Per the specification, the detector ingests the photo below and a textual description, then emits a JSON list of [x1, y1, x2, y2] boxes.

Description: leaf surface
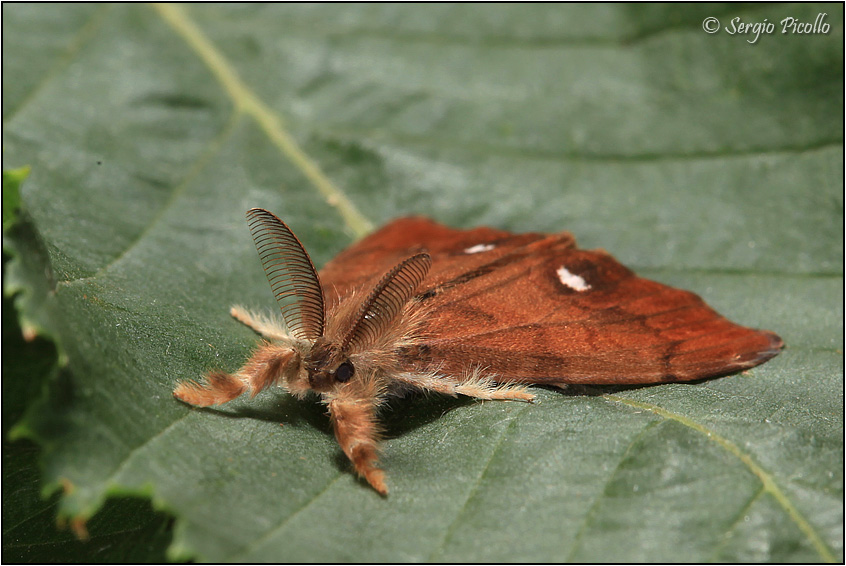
[[3, 3, 842, 562]]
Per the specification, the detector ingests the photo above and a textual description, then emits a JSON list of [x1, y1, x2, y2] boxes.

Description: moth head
[[246, 208, 432, 397], [302, 337, 354, 392]]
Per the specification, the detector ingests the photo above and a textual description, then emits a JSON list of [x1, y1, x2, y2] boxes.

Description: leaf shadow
[[179, 381, 663, 440], [181, 388, 476, 441], [540, 382, 653, 397], [182, 393, 331, 433], [379, 391, 476, 439], [177, 380, 681, 489]]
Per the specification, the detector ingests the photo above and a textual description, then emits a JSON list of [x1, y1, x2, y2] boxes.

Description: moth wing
[[415, 242, 782, 384], [319, 218, 783, 385], [320, 216, 554, 305]]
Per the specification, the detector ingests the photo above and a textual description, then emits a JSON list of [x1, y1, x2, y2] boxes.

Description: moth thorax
[[305, 337, 354, 392]]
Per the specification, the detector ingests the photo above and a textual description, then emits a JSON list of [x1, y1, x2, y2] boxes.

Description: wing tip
[[689, 328, 784, 381], [742, 329, 784, 366]]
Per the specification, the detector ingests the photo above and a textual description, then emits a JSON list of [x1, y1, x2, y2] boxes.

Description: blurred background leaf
[[2, 3, 841, 562]]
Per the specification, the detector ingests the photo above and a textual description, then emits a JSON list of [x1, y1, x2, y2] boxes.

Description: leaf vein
[[2, 4, 113, 122], [56, 110, 243, 286], [604, 394, 837, 563], [707, 483, 766, 561], [565, 418, 661, 560], [152, 2, 373, 238], [318, 127, 843, 164], [229, 474, 344, 560], [427, 405, 530, 561]]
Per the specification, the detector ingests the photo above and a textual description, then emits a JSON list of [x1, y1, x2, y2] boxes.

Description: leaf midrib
[[152, 2, 372, 239]]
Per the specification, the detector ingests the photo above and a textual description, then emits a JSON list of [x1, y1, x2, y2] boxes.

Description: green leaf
[[3, 3, 842, 562], [2, 166, 29, 232], [1, 256, 176, 562]]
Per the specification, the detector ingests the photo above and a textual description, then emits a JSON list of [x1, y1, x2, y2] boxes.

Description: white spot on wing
[[556, 266, 591, 291], [464, 243, 495, 254]]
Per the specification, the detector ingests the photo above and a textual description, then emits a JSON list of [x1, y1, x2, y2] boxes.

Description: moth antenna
[[340, 253, 432, 354], [245, 208, 325, 341]]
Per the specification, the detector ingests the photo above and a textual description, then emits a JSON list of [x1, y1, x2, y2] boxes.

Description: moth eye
[[334, 361, 355, 383]]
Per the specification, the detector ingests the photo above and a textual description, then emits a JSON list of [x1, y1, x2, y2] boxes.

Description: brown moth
[[173, 208, 783, 495]]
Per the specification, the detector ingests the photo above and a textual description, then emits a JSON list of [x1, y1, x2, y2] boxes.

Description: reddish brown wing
[[319, 216, 552, 305], [319, 217, 783, 385]]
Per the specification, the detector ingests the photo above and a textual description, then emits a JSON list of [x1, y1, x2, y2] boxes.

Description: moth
[[174, 208, 783, 494]]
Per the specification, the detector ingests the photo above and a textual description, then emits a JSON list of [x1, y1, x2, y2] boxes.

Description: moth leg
[[394, 371, 536, 403], [174, 343, 298, 406], [229, 305, 290, 341], [453, 379, 536, 403], [328, 399, 387, 495]]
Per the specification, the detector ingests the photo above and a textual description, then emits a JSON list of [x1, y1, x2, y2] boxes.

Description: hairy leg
[[393, 370, 536, 402], [229, 305, 290, 341], [173, 343, 299, 406], [328, 398, 387, 495]]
